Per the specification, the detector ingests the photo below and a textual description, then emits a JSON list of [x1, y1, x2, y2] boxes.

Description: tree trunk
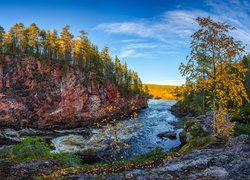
[[202, 89, 205, 115], [212, 90, 216, 133]]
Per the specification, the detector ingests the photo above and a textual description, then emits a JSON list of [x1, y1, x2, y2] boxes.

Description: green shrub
[[240, 104, 250, 117], [12, 137, 50, 160], [185, 120, 196, 128], [53, 153, 82, 167], [132, 147, 165, 161], [3, 137, 83, 167], [185, 120, 209, 138], [232, 104, 250, 123], [234, 123, 250, 136], [120, 147, 174, 164], [180, 136, 214, 153], [188, 137, 213, 148], [0, 148, 11, 159]]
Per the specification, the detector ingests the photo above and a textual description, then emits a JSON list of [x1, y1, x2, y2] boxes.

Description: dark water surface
[[116, 99, 182, 159]]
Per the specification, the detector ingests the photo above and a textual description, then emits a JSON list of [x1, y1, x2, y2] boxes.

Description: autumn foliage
[[180, 17, 249, 138]]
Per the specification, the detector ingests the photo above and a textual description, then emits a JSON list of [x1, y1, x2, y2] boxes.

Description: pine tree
[[101, 46, 114, 81], [59, 25, 73, 62], [0, 26, 5, 53], [115, 56, 121, 85], [39, 29, 47, 57], [46, 29, 58, 60], [27, 23, 40, 55], [10, 23, 27, 54]]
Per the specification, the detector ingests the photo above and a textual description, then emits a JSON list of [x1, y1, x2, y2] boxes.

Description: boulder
[[203, 166, 229, 179], [157, 131, 177, 139], [0, 128, 21, 145]]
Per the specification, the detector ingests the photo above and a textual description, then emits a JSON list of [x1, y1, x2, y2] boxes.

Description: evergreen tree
[[59, 25, 73, 62], [39, 29, 47, 57], [27, 23, 40, 55], [101, 46, 115, 81], [0, 26, 5, 53], [46, 29, 58, 60]]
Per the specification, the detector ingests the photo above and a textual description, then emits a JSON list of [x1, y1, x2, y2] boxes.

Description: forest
[[143, 84, 180, 100], [0, 23, 144, 96]]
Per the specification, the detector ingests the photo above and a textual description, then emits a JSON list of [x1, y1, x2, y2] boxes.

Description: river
[[51, 99, 182, 161], [0, 99, 182, 162]]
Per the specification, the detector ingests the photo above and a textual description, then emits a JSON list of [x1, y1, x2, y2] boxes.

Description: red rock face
[[0, 55, 148, 129]]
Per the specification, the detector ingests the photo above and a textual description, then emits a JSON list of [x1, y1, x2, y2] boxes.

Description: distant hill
[[143, 84, 181, 100]]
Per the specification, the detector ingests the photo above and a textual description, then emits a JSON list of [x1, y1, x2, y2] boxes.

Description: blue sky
[[0, 0, 250, 85]]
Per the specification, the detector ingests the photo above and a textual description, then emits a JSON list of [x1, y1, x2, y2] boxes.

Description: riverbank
[[44, 135, 250, 179], [0, 100, 183, 178], [0, 100, 182, 158], [1, 100, 249, 179]]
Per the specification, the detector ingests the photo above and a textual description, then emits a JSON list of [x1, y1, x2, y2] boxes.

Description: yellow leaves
[[123, 143, 129, 147], [213, 109, 235, 138], [143, 84, 182, 100], [95, 122, 101, 127]]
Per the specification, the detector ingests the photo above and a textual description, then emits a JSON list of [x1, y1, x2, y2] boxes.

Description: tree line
[[0, 23, 143, 95], [179, 17, 250, 137]]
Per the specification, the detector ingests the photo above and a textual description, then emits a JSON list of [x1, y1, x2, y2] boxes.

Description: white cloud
[[94, 10, 206, 43], [121, 39, 146, 43], [95, 22, 153, 38], [95, 0, 250, 59], [124, 43, 158, 49], [119, 49, 143, 58], [95, 1, 250, 48]]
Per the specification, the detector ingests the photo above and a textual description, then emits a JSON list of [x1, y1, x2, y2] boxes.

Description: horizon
[[1, 0, 249, 85]]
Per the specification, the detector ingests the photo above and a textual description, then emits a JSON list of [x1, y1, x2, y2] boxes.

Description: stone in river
[[157, 131, 177, 139]]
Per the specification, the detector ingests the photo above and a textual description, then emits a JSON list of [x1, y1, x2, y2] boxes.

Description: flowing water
[[116, 99, 182, 159], [0, 99, 182, 162], [52, 99, 182, 161]]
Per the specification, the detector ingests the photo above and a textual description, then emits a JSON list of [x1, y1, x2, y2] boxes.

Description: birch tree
[[180, 17, 249, 137]]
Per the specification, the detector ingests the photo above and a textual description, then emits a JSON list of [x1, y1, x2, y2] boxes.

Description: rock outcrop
[[0, 55, 147, 129], [169, 101, 198, 118], [68, 135, 249, 179]]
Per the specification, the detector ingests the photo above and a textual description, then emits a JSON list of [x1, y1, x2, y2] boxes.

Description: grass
[[41, 147, 177, 178], [144, 84, 180, 100]]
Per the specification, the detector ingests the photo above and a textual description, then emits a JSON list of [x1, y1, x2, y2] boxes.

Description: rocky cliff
[[0, 55, 147, 129]]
